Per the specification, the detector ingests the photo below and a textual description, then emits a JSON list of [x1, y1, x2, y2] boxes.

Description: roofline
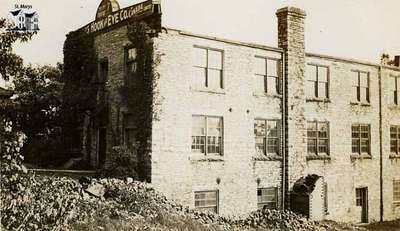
[[164, 27, 284, 53], [306, 52, 400, 71]]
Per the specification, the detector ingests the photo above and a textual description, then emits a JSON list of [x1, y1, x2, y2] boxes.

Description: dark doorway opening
[[98, 127, 107, 167], [356, 187, 368, 223]]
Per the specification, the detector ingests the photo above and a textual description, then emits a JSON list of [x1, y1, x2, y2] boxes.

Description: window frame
[[124, 46, 137, 84], [191, 115, 224, 156], [352, 70, 370, 103], [192, 45, 224, 89], [307, 121, 330, 156], [254, 118, 281, 156], [123, 113, 136, 150], [394, 180, 400, 207], [194, 190, 219, 214], [390, 76, 399, 105], [306, 64, 330, 99], [390, 125, 400, 155], [257, 187, 278, 210], [254, 56, 282, 95], [351, 124, 371, 155]]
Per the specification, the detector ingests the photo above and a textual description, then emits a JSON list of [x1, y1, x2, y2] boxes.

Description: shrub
[[101, 146, 138, 178]]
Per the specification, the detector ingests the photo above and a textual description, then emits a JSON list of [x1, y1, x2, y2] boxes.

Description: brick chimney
[[276, 7, 307, 209], [395, 55, 400, 67]]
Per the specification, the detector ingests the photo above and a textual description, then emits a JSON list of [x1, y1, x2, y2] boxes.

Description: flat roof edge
[[306, 52, 400, 71], [164, 27, 284, 53]]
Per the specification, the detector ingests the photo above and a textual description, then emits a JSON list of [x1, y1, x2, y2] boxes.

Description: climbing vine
[[118, 21, 160, 181], [61, 29, 97, 160]]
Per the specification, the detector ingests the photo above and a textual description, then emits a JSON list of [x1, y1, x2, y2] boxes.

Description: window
[[193, 47, 223, 89], [125, 47, 137, 81], [352, 124, 370, 155], [307, 121, 329, 155], [390, 126, 400, 155], [257, 187, 278, 210], [390, 77, 399, 105], [194, 191, 218, 213], [306, 64, 329, 99], [123, 114, 136, 149], [98, 60, 109, 103], [191, 116, 223, 155], [394, 180, 400, 207], [352, 71, 369, 103], [254, 119, 280, 155], [254, 57, 280, 94]]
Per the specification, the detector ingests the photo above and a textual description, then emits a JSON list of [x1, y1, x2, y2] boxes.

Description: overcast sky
[[0, 0, 399, 67]]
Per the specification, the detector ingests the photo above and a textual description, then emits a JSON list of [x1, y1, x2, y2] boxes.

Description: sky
[[0, 0, 399, 68]]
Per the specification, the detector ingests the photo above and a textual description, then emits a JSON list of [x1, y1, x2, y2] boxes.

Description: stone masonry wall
[[151, 29, 284, 217], [381, 66, 400, 220]]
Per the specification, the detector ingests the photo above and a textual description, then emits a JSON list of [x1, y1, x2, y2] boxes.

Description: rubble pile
[[1, 175, 366, 230]]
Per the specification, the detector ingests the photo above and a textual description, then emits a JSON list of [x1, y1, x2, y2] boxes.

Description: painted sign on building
[[83, 0, 155, 35]]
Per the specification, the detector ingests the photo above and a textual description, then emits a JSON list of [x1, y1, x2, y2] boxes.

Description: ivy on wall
[[118, 21, 160, 181], [61, 29, 97, 159]]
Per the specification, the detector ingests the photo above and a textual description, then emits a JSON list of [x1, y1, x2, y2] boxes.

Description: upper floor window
[[306, 64, 329, 99], [125, 47, 137, 82], [307, 121, 329, 155], [254, 57, 280, 95], [390, 76, 399, 105], [390, 125, 400, 155], [191, 115, 223, 155], [257, 187, 278, 210], [254, 119, 280, 156], [352, 71, 369, 103], [352, 124, 370, 155], [194, 190, 218, 213], [193, 47, 223, 89]]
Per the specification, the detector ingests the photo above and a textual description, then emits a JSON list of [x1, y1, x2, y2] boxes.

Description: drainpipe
[[378, 65, 383, 222], [281, 52, 287, 210]]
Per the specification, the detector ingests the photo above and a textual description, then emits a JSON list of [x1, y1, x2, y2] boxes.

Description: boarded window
[[257, 187, 278, 210], [194, 191, 218, 213], [391, 77, 399, 105]]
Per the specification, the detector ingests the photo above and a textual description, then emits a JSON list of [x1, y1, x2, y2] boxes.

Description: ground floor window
[[194, 191, 218, 213], [257, 187, 278, 210], [394, 180, 400, 208]]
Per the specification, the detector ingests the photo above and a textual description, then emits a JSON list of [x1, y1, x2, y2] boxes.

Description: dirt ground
[[364, 220, 400, 231]]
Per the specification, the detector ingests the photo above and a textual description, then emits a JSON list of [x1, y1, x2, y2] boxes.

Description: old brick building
[[66, 0, 400, 223]]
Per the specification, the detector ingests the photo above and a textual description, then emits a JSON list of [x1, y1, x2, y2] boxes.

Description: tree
[[0, 18, 64, 167]]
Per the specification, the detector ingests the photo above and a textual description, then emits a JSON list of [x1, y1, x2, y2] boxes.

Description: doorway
[[356, 187, 368, 223], [98, 127, 107, 167]]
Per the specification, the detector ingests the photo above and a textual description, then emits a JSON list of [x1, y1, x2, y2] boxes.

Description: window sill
[[189, 154, 224, 162], [350, 153, 372, 160], [388, 104, 400, 110], [306, 154, 331, 161], [350, 101, 371, 107], [190, 87, 225, 95], [389, 154, 400, 159], [306, 98, 331, 103], [253, 92, 282, 99], [252, 154, 282, 161]]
